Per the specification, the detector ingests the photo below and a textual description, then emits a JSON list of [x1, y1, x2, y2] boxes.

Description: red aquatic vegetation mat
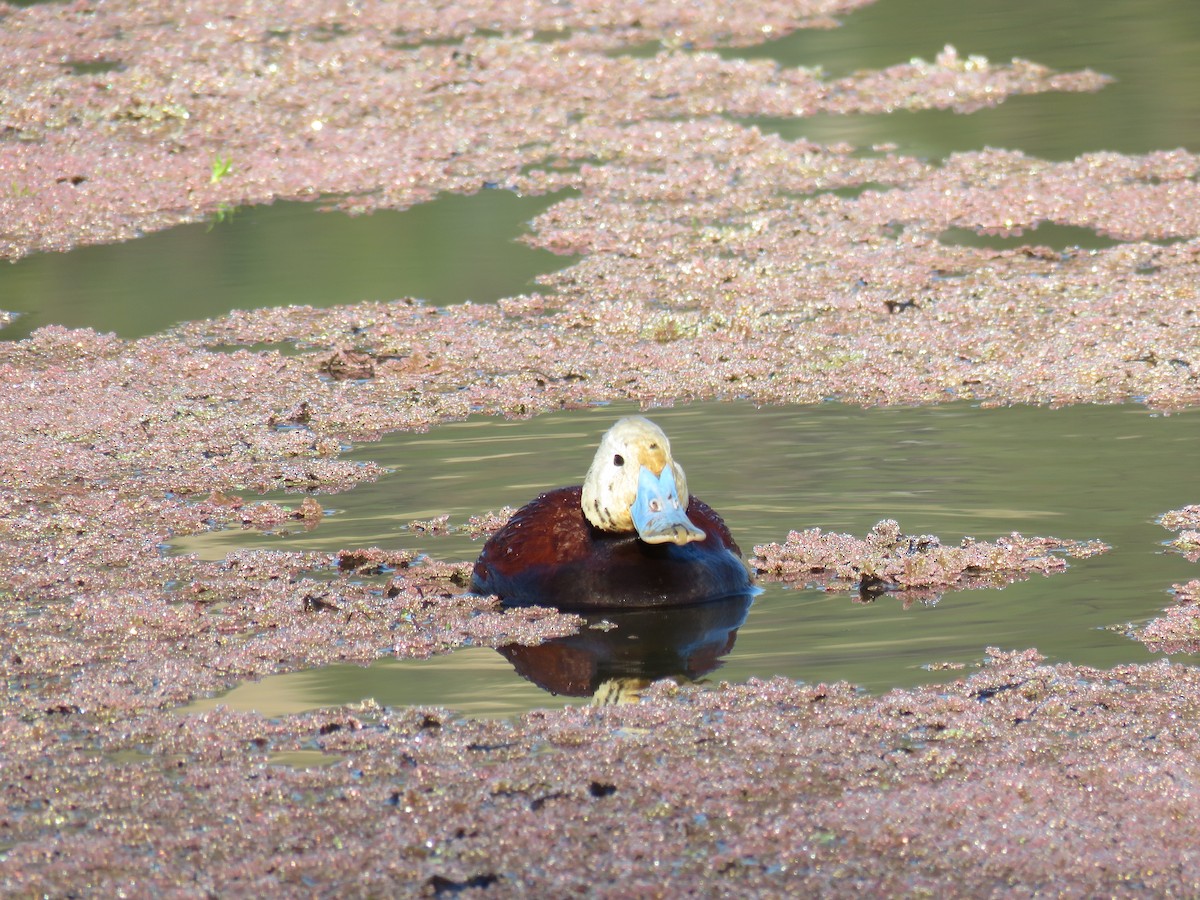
[[2, 0, 1200, 893]]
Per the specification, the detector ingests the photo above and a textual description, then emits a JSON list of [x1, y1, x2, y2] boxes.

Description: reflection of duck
[[471, 416, 754, 609], [498, 594, 755, 700]]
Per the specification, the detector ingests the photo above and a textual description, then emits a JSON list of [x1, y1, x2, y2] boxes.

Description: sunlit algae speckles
[[3, 0, 1200, 894]]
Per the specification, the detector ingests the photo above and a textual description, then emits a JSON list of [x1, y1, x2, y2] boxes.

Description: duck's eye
[[613, 454, 625, 467]]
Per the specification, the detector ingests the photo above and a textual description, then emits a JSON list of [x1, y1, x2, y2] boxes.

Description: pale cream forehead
[[604, 416, 669, 446], [600, 416, 673, 473]]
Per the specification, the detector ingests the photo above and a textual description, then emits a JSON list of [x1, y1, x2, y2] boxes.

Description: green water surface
[[183, 401, 1199, 717]]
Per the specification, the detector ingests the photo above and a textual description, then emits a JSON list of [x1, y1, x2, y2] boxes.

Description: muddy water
[[183, 400, 1200, 717]]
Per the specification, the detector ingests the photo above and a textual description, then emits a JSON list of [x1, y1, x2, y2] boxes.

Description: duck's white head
[[580, 416, 706, 545]]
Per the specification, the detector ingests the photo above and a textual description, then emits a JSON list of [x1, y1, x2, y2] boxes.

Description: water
[[184, 400, 1200, 717], [0, 192, 570, 340], [735, 0, 1200, 160]]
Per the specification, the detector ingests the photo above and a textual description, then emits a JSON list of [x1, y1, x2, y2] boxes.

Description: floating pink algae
[[1129, 510, 1200, 652], [3, 0, 1200, 893], [1161, 506, 1200, 532], [6, 651, 1200, 894], [1136, 596, 1200, 654], [1160, 505, 1200, 560], [1, 1, 1110, 261], [753, 518, 1109, 603]]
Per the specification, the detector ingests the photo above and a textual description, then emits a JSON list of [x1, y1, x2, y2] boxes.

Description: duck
[[471, 416, 754, 609]]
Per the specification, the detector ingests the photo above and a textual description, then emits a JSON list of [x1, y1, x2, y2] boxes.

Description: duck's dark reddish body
[[471, 486, 753, 609]]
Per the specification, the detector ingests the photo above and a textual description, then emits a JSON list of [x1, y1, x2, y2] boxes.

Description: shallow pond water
[[183, 400, 1200, 718], [0, 191, 568, 340], [738, 0, 1200, 160]]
